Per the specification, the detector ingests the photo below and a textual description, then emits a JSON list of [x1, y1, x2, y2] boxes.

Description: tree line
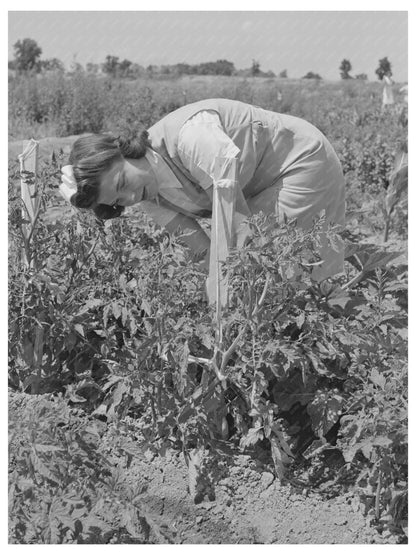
[[9, 38, 395, 81]]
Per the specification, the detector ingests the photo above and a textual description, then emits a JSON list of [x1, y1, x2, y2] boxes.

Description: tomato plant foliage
[[9, 123, 407, 541]]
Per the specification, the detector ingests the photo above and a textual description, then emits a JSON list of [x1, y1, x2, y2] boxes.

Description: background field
[[9, 72, 407, 234]]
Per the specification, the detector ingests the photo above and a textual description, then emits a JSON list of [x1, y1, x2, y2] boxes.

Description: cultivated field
[[8, 72, 408, 544]]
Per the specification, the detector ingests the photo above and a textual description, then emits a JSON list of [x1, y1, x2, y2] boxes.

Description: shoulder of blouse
[[182, 109, 222, 126]]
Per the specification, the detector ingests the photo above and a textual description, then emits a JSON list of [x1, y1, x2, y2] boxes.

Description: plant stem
[[375, 469, 382, 521], [341, 269, 367, 291], [383, 217, 390, 243]]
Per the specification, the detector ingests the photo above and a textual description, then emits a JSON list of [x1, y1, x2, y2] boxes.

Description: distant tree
[[119, 59, 132, 77], [196, 62, 214, 75], [279, 69, 288, 78], [195, 59, 235, 76], [355, 73, 368, 80], [13, 38, 42, 72], [102, 55, 120, 77], [86, 62, 100, 74], [375, 57, 392, 80], [339, 59, 352, 79], [39, 58, 64, 72], [70, 61, 84, 73], [264, 70, 276, 78], [211, 59, 235, 76], [302, 71, 322, 80], [175, 63, 193, 75], [129, 63, 145, 78], [251, 59, 261, 77]]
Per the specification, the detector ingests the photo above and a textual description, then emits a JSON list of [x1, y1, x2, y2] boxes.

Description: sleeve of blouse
[[177, 110, 241, 190]]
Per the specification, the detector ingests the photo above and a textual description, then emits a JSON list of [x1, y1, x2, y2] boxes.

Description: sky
[[8, 9, 408, 82]]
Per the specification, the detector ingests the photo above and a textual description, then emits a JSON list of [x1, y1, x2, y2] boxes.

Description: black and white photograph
[[7, 4, 409, 545]]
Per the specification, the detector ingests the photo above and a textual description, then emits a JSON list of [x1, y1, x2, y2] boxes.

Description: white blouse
[[177, 109, 240, 189], [141, 110, 247, 228]]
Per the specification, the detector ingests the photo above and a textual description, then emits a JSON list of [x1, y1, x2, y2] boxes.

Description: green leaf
[[372, 436, 393, 448], [370, 369, 386, 389], [121, 306, 128, 327], [92, 403, 108, 417], [271, 372, 316, 411], [302, 438, 328, 459], [363, 251, 402, 273], [34, 444, 65, 453], [111, 380, 129, 409], [240, 426, 264, 448], [30, 451, 60, 485], [345, 242, 402, 273], [102, 375, 124, 392], [76, 299, 103, 315], [55, 514, 77, 533], [16, 478, 35, 492], [66, 388, 87, 403], [348, 436, 393, 461], [295, 312, 305, 329], [119, 273, 127, 289], [112, 302, 121, 320], [307, 391, 344, 438], [83, 514, 113, 535], [74, 324, 84, 337], [337, 331, 361, 347], [141, 300, 152, 315], [270, 432, 292, 479], [22, 335, 35, 366], [327, 290, 352, 309], [120, 506, 144, 538]]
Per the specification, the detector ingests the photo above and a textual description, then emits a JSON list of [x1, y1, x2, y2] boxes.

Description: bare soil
[[9, 392, 404, 545], [120, 443, 392, 544]]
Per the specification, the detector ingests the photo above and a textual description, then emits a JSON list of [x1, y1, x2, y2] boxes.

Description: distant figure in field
[[399, 84, 408, 104], [382, 74, 395, 109]]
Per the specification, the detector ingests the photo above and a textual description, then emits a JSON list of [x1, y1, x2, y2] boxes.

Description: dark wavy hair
[[68, 131, 150, 220]]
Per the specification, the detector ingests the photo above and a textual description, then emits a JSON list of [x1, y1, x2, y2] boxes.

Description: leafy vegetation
[[8, 76, 407, 543]]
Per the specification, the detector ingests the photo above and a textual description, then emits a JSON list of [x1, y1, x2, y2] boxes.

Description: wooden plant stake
[[205, 157, 237, 385], [18, 139, 40, 267], [18, 139, 44, 392], [206, 157, 237, 309]]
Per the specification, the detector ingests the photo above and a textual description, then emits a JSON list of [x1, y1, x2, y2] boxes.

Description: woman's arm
[[139, 200, 211, 259], [165, 213, 211, 257]]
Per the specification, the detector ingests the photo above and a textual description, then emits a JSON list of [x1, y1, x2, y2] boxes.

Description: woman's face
[[97, 157, 157, 207]]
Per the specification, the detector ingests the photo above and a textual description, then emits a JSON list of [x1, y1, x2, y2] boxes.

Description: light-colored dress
[[141, 104, 345, 278], [382, 76, 395, 106]]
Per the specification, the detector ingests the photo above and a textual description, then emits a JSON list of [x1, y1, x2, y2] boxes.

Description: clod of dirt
[[260, 471, 275, 489]]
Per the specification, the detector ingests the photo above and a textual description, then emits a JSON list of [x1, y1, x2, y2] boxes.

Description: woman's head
[[68, 131, 150, 219]]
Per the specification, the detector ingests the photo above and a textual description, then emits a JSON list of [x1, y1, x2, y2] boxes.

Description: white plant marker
[[205, 157, 237, 386], [18, 139, 44, 391], [18, 139, 40, 266], [186, 158, 237, 492], [206, 156, 237, 310]]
